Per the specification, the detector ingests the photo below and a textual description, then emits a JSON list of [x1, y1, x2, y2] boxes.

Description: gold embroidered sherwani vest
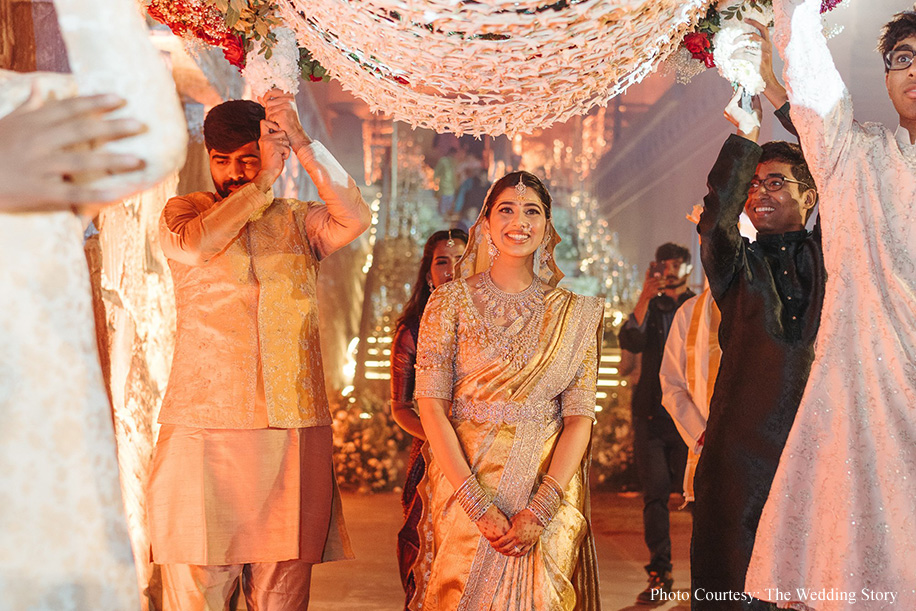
[[159, 190, 331, 429]]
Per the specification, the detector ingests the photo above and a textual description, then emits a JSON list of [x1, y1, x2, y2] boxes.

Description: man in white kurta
[[659, 288, 721, 503], [0, 81, 142, 611], [1, 0, 187, 605], [745, 2, 916, 608]]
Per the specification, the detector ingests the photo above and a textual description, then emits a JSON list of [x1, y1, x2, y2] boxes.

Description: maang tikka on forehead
[[446, 229, 455, 247], [515, 175, 527, 197]]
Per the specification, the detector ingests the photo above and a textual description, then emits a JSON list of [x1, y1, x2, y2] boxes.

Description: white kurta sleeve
[[297, 142, 372, 260], [773, 0, 858, 180]]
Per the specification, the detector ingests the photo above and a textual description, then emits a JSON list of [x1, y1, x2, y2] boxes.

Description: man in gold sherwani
[[147, 90, 371, 610]]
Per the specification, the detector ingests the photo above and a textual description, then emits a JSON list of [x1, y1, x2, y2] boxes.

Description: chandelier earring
[[539, 228, 552, 269], [427, 275, 435, 292], [486, 231, 499, 266]]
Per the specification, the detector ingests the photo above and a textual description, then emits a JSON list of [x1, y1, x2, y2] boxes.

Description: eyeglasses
[[884, 48, 915, 71], [748, 175, 812, 193]]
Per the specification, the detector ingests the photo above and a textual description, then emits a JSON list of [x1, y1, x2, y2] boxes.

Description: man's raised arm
[[261, 89, 371, 259], [774, 0, 856, 178], [160, 184, 271, 266], [297, 143, 372, 259], [698, 133, 759, 301]]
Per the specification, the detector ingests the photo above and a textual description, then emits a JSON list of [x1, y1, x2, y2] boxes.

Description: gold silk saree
[[411, 278, 604, 611]]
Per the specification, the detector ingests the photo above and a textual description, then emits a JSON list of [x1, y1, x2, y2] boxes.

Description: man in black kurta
[[618, 243, 694, 603], [692, 116, 825, 609]]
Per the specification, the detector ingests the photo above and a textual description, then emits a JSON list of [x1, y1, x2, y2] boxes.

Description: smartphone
[[649, 261, 665, 279]]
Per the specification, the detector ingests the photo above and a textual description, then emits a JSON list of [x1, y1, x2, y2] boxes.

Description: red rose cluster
[[146, 0, 247, 69], [683, 32, 716, 68]]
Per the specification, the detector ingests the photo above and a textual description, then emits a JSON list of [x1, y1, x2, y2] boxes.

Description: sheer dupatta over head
[[455, 173, 564, 288]]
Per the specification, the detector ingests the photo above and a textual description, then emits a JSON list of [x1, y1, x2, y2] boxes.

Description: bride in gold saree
[[411, 171, 604, 610]]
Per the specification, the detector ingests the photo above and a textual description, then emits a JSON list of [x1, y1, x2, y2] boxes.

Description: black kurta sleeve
[[698, 134, 762, 301], [774, 102, 798, 139], [617, 313, 647, 354]]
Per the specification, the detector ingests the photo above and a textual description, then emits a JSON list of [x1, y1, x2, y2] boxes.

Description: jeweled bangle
[[542, 474, 565, 500], [527, 479, 563, 527], [454, 474, 492, 522]]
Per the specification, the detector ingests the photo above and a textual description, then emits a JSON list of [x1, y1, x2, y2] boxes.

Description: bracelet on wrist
[[542, 474, 564, 499], [454, 474, 492, 522], [527, 475, 564, 527]]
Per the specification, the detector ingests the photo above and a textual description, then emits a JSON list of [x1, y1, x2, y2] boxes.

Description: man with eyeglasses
[[743, 2, 916, 608], [691, 22, 826, 609]]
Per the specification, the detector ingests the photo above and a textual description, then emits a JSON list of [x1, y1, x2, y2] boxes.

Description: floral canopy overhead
[[147, 0, 743, 136], [277, 0, 714, 136]]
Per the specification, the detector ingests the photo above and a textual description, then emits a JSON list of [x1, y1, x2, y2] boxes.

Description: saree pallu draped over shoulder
[[411, 280, 604, 611]]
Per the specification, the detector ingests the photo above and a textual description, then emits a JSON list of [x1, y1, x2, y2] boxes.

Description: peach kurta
[[148, 141, 369, 565], [158, 142, 369, 429]]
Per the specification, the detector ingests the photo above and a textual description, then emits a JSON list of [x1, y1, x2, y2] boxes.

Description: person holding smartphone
[[617, 243, 694, 604]]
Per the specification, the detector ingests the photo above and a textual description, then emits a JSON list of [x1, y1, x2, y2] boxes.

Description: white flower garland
[[712, 3, 774, 96], [243, 26, 300, 97]]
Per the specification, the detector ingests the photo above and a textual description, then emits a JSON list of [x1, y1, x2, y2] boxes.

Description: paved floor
[[310, 491, 692, 610]]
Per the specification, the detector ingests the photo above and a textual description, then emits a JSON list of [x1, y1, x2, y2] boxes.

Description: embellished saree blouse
[[415, 279, 600, 424]]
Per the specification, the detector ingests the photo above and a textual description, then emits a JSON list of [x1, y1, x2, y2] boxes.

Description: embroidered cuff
[[560, 388, 596, 421], [242, 183, 274, 222], [415, 368, 454, 401]]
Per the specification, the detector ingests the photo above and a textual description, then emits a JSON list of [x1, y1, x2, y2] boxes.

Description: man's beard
[[216, 178, 249, 198], [662, 275, 688, 290]]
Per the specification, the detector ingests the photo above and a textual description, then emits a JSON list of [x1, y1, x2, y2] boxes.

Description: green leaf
[[226, 6, 240, 28]]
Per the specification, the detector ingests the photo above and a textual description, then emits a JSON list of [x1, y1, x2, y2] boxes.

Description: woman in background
[[390, 228, 468, 609]]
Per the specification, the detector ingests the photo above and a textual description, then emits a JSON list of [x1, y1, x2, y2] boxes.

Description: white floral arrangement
[[242, 26, 300, 97], [712, 2, 774, 95]]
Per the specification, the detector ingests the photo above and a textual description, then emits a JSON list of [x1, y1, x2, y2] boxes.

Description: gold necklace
[[475, 271, 545, 368]]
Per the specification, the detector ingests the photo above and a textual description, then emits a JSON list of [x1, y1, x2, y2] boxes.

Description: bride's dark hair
[[483, 171, 552, 219]]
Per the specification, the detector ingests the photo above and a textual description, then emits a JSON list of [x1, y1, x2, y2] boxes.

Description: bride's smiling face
[[485, 186, 547, 260]]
